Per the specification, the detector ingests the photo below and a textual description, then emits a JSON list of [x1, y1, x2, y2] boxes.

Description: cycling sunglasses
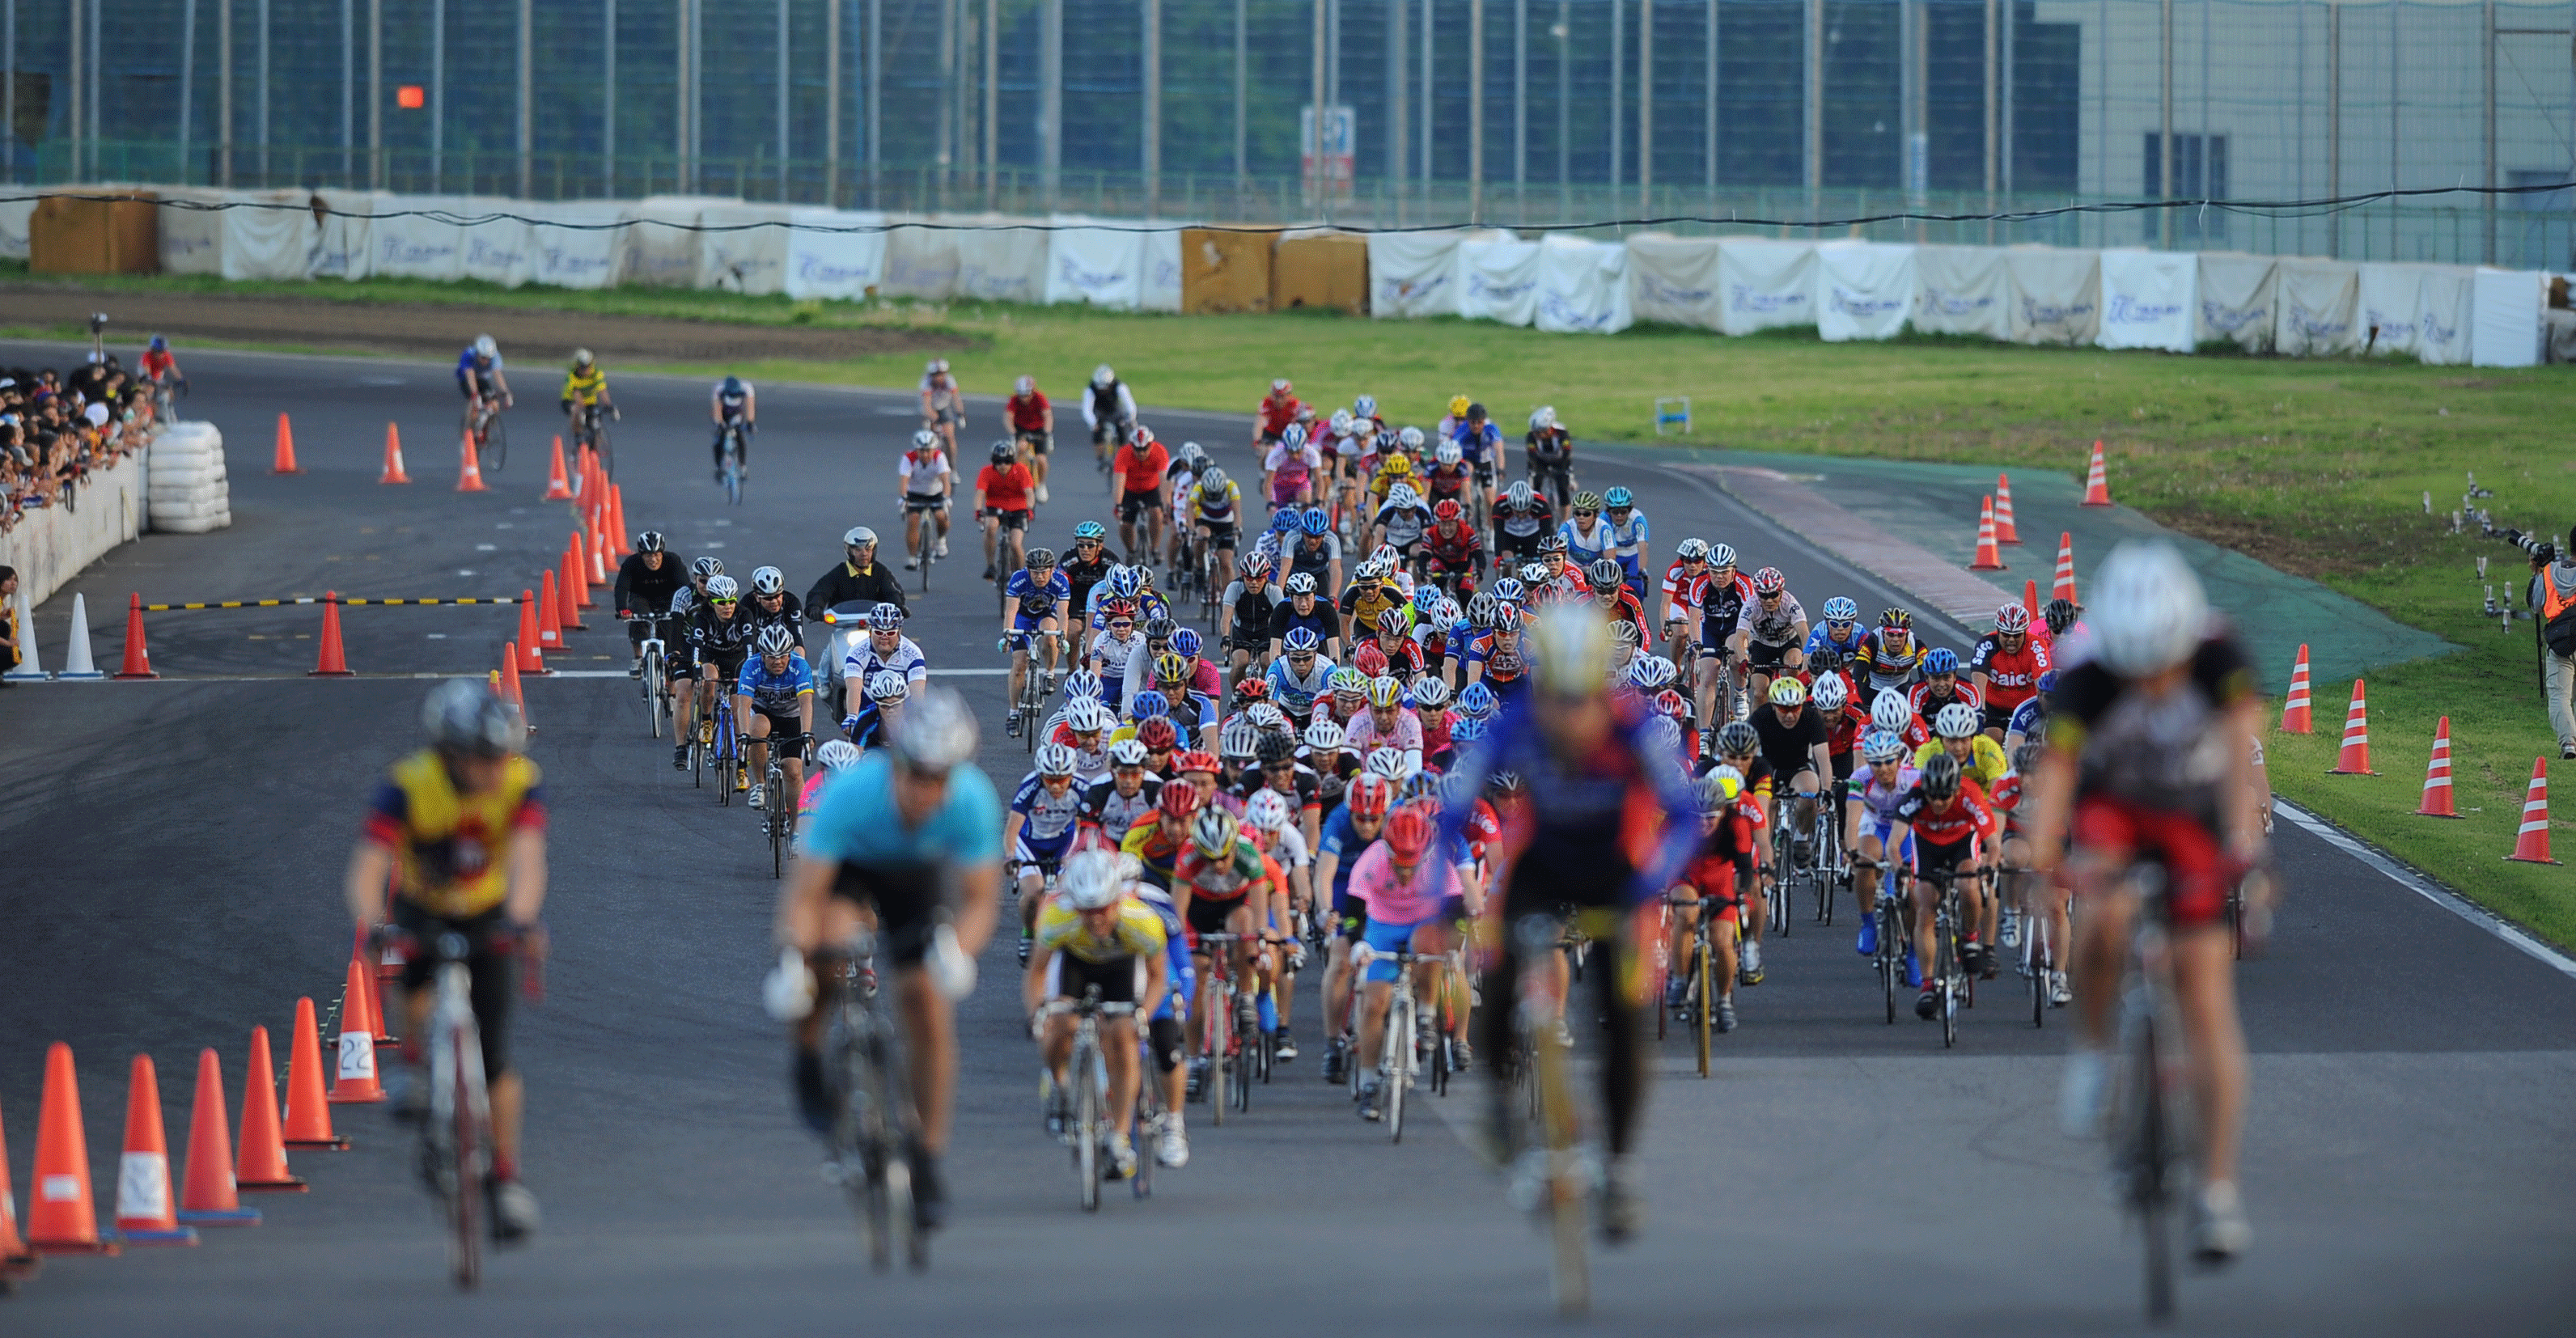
[[1108, 620, 1135, 631], [710, 598, 739, 608]]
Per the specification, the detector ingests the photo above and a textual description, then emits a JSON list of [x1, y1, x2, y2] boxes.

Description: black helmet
[[636, 530, 666, 553], [1921, 751, 1963, 798], [1256, 732, 1297, 765], [1143, 616, 1179, 644], [990, 439, 1016, 464], [1587, 557, 1625, 592], [1465, 402, 1487, 420], [422, 680, 520, 756], [2043, 597, 2082, 636], [1714, 721, 1759, 757]]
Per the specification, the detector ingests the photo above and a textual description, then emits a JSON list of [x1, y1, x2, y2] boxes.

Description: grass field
[[9, 266, 2574, 943]]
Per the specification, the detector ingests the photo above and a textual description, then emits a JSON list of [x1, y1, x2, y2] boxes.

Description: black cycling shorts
[[988, 508, 1031, 531], [903, 494, 947, 514], [1747, 639, 1794, 671], [1119, 489, 1160, 523], [1049, 953, 1142, 1005], [1017, 430, 1051, 455], [1149, 1016, 1186, 1073], [1980, 704, 2019, 735], [392, 900, 519, 1079], [697, 647, 748, 686], [827, 860, 945, 964], [1916, 836, 1978, 879], [1196, 520, 1239, 548], [749, 709, 805, 742], [1187, 894, 1249, 937]]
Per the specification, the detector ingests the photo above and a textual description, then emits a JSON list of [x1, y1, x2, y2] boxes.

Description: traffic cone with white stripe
[[1969, 496, 2007, 571], [2279, 644, 2313, 734], [2326, 680, 2376, 775], [379, 423, 412, 485], [2080, 440, 2112, 506], [1993, 472, 2022, 544], [516, 593, 548, 674], [2415, 717, 2462, 818], [327, 959, 384, 1107], [2051, 533, 2078, 604], [113, 1055, 197, 1245], [27, 1043, 115, 1254], [542, 435, 574, 501], [2507, 759, 2560, 864], [456, 434, 489, 493]]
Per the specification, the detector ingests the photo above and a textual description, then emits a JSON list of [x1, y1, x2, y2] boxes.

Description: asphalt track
[[2, 341, 2572, 1336]]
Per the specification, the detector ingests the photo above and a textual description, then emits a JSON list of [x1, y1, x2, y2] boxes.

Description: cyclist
[[1111, 426, 1171, 565], [1854, 608, 1926, 697], [770, 688, 998, 1234], [1590, 558, 1651, 645], [1421, 499, 1486, 599], [1269, 572, 1344, 663], [688, 575, 759, 788], [1254, 377, 1303, 447], [1315, 772, 1394, 1082], [1345, 675, 1425, 774], [457, 334, 511, 445], [1188, 467, 1245, 595], [1420, 439, 1474, 514], [138, 333, 186, 403], [1087, 599, 1145, 714], [1220, 552, 1277, 682], [1969, 603, 2053, 739], [345, 681, 547, 1240], [1444, 606, 1699, 1240], [1083, 365, 1139, 471], [845, 671, 911, 752], [1369, 484, 1434, 568], [710, 374, 756, 482], [1006, 374, 1056, 504], [1007, 743, 1087, 957], [2041, 596, 2082, 650], [736, 625, 816, 815], [1845, 727, 1921, 963], [1449, 402, 1504, 515], [899, 430, 955, 570], [1265, 422, 1324, 510], [1081, 738, 1165, 839], [1598, 487, 1650, 599], [1523, 406, 1575, 510], [837, 602, 924, 718], [1002, 548, 1071, 738], [803, 739, 865, 824], [1163, 443, 1207, 574], [804, 526, 909, 620], [918, 358, 964, 457], [1736, 567, 1810, 704], [612, 530, 687, 684], [1491, 478, 1557, 567], [1261, 629, 1332, 727], [1060, 524, 1116, 658], [1883, 751, 2000, 1021], [1664, 769, 1756, 1033], [744, 566, 804, 644], [1171, 806, 1286, 1085], [1345, 803, 1465, 1121], [1803, 596, 1869, 668], [1560, 491, 1616, 574], [1280, 508, 1344, 601], [1023, 849, 1168, 1183], [560, 349, 615, 449], [1749, 675, 1831, 972], [1907, 647, 1984, 726], [974, 440, 1037, 583]]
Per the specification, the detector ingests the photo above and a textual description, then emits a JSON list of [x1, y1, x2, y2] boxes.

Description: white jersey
[[843, 634, 929, 690]]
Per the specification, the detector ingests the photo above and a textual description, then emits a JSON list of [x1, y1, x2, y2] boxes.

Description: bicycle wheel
[[1205, 992, 1227, 1128], [2133, 1020, 2176, 1323], [2029, 925, 2049, 1029], [444, 1026, 486, 1291], [1879, 901, 1901, 1024], [1937, 915, 1959, 1049], [1075, 1041, 1101, 1212], [769, 774, 787, 878], [644, 649, 667, 738], [592, 417, 614, 481], [1694, 941, 1713, 1078], [1528, 1013, 1591, 1317], [483, 413, 508, 473], [1385, 992, 1411, 1143]]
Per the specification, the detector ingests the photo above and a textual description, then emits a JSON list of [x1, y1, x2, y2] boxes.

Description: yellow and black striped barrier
[[140, 596, 526, 612]]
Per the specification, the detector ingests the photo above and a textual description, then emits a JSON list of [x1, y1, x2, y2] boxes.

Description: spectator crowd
[[2, 355, 162, 536]]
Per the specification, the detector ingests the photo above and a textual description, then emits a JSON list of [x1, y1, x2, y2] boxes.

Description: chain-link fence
[[5, 0, 2571, 265]]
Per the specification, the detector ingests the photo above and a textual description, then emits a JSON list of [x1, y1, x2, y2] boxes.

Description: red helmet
[[1100, 597, 1139, 621], [1135, 717, 1179, 752], [1354, 643, 1390, 678], [1654, 688, 1690, 718], [1751, 566, 1787, 597], [1385, 806, 1437, 862], [1994, 603, 2031, 633], [1233, 677, 1272, 702], [1174, 749, 1220, 775], [1432, 499, 1464, 523], [1157, 783, 1204, 819], [1346, 773, 1395, 821]]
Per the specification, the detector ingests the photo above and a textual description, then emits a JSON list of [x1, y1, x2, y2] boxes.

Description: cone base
[[30, 1238, 121, 1255], [1969, 561, 2006, 571], [112, 671, 160, 680], [176, 1207, 262, 1226], [2415, 810, 2465, 819], [235, 1178, 309, 1194], [285, 1134, 354, 1149], [2506, 855, 2563, 866], [2080, 500, 2111, 507], [307, 670, 358, 678], [112, 1226, 199, 1247], [2326, 768, 2379, 776]]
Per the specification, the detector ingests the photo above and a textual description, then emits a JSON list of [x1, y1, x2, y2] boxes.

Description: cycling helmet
[[2043, 598, 2081, 637], [1527, 607, 1616, 694], [1491, 577, 1526, 604], [2087, 541, 2206, 678], [1174, 749, 1220, 775], [1751, 566, 1787, 597], [1327, 667, 1368, 697], [1153, 653, 1192, 686], [1934, 702, 1981, 739], [1527, 405, 1557, 432], [1353, 394, 1378, 418], [1811, 673, 1849, 711], [888, 686, 978, 772], [1190, 808, 1243, 858], [1434, 441, 1462, 468], [1098, 598, 1140, 624], [1244, 788, 1295, 835], [2036, 670, 2058, 695], [692, 557, 725, 580], [1769, 677, 1808, 707], [1452, 715, 1490, 744], [1367, 676, 1405, 710], [1861, 729, 1908, 764], [1714, 721, 1760, 757], [1994, 603, 2031, 634], [926, 358, 949, 375], [1653, 688, 1690, 719], [1464, 401, 1488, 421], [1328, 409, 1354, 436], [1398, 426, 1426, 452], [1821, 596, 1859, 625], [1673, 537, 1710, 563], [1234, 677, 1273, 704], [755, 625, 798, 658], [1024, 547, 1057, 569], [1375, 608, 1409, 639], [472, 334, 498, 359], [1629, 656, 1677, 692], [1641, 717, 1685, 760], [1108, 739, 1150, 768], [1571, 491, 1604, 514], [1430, 498, 1465, 525], [987, 439, 1016, 465], [1491, 603, 1524, 633], [1299, 507, 1331, 536], [637, 531, 667, 554], [1352, 646, 1390, 684], [1588, 558, 1625, 594], [866, 602, 905, 632], [1170, 628, 1202, 658], [1879, 608, 1913, 629], [1219, 718, 1260, 761], [1304, 718, 1345, 753], [1239, 550, 1272, 579], [1093, 365, 1116, 387], [1269, 377, 1292, 394], [1157, 782, 1204, 819], [1383, 807, 1436, 862], [1136, 717, 1179, 751], [1281, 423, 1310, 452], [1269, 510, 1299, 537], [1871, 690, 1914, 732], [1067, 699, 1116, 733], [1455, 681, 1498, 720], [705, 575, 741, 601], [1255, 730, 1298, 765], [1284, 572, 1319, 596], [1071, 521, 1108, 544], [816, 739, 863, 772], [751, 566, 785, 596], [912, 428, 940, 451], [1921, 751, 1964, 798], [1604, 486, 1633, 510], [1698, 770, 1742, 813], [422, 680, 520, 756], [1343, 773, 1393, 821], [1707, 544, 1739, 571], [1921, 647, 1959, 676], [1388, 484, 1422, 510], [1108, 567, 1145, 600], [1611, 620, 1642, 649], [866, 671, 910, 703], [1364, 748, 1410, 781], [1036, 743, 1079, 777], [844, 526, 879, 548], [1505, 480, 1535, 508], [1129, 689, 1170, 720], [1536, 535, 1569, 557], [1059, 849, 1125, 911], [1279, 627, 1323, 657], [1198, 468, 1230, 494], [148, 334, 167, 353]]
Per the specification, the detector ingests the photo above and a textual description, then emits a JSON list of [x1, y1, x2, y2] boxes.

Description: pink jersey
[[1344, 707, 1423, 759], [1346, 841, 1461, 924]]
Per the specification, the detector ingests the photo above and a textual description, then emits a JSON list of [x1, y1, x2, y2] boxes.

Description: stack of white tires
[[148, 421, 233, 534]]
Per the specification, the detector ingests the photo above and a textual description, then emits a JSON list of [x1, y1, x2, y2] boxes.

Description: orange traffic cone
[[568, 534, 595, 610], [457, 434, 489, 493], [2023, 580, 2040, 620], [1968, 496, 2006, 571], [573, 443, 591, 500], [176, 1050, 259, 1226], [282, 998, 353, 1145], [2279, 644, 2314, 734], [2507, 759, 2560, 864], [112, 592, 158, 679], [2326, 680, 2376, 775], [327, 959, 384, 1107], [538, 570, 566, 650], [516, 593, 547, 674], [309, 592, 354, 676], [232, 1028, 306, 1194], [0, 1095, 40, 1275], [608, 485, 631, 559], [114, 1055, 197, 1245], [27, 1043, 116, 1253], [559, 548, 588, 629], [501, 647, 533, 735], [590, 524, 611, 585], [2415, 717, 2462, 818], [2080, 439, 2112, 506], [1993, 472, 2021, 544], [353, 927, 397, 1046], [271, 412, 301, 475], [542, 435, 574, 501], [379, 422, 413, 485], [2052, 533, 2078, 604]]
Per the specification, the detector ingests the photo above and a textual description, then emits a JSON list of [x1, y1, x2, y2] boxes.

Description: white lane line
[[2273, 798, 2576, 980]]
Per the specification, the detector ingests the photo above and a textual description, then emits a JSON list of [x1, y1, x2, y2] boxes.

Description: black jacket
[[806, 561, 909, 617], [613, 552, 688, 616]]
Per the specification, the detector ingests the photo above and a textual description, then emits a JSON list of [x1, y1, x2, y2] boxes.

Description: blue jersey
[[1316, 806, 1372, 912], [1439, 692, 1699, 908], [735, 655, 816, 715], [2006, 696, 2046, 739], [1804, 625, 1869, 662], [1450, 421, 1502, 464], [456, 349, 502, 393], [803, 752, 1002, 868], [1005, 568, 1073, 622], [1010, 773, 1085, 851], [1603, 510, 1650, 578]]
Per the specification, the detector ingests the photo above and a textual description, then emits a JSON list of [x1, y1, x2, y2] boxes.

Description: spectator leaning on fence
[[2527, 529, 2576, 760], [0, 360, 156, 536]]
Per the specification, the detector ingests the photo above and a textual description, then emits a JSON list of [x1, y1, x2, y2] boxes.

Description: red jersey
[[1906, 680, 1985, 719], [1968, 633, 2053, 709], [140, 349, 177, 379], [1006, 391, 1051, 434], [977, 462, 1034, 512], [1112, 441, 1171, 494], [1661, 561, 1710, 621], [1893, 778, 1997, 847], [1821, 698, 1869, 756], [1258, 394, 1304, 438]]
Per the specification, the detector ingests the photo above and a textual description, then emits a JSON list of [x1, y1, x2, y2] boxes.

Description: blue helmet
[[1108, 566, 1144, 599], [148, 334, 168, 353], [1449, 715, 1487, 743], [1821, 596, 1860, 625], [1300, 506, 1331, 536], [1490, 578, 1525, 604], [1282, 627, 1324, 654], [1923, 647, 1960, 675], [2036, 670, 2058, 694], [1074, 520, 1107, 541], [1171, 627, 1202, 658], [1455, 681, 1498, 720], [1129, 689, 1169, 720], [1271, 508, 1300, 535], [1604, 486, 1633, 509]]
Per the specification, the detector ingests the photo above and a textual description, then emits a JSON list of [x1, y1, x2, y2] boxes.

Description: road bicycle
[[417, 931, 493, 1291], [1809, 787, 1844, 927], [756, 731, 813, 879], [2004, 863, 2062, 1028], [572, 401, 618, 478], [462, 396, 508, 472], [1045, 986, 1142, 1213], [1659, 892, 1718, 1078], [1502, 912, 1595, 1318], [822, 929, 926, 1272], [1916, 865, 1981, 1049], [2104, 864, 2194, 1323], [1358, 945, 1437, 1143], [710, 702, 744, 806], [1192, 931, 1253, 1125], [627, 613, 679, 739], [718, 419, 750, 506], [1853, 857, 1914, 1026], [1010, 629, 1066, 752]]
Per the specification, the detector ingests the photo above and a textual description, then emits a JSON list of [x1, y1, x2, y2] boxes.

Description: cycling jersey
[[1346, 842, 1461, 925], [1493, 497, 1555, 548], [1119, 819, 1188, 891], [1040, 722, 1111, 781], [1080, 774, 1163, 835], [1441, 691, 1700, 911], [1602, 510, 1649, 567], [688, 603, 758, 655], [1256, 393, 1304, 440], [2049, 632, 2254, 826], [456, 348, 504, 393], [842, 634, 928, 689], [1112, 441, 1168, 495], [2006, 696, 2047, 740], [1854, 764, 1924, 828], [1265, 654, 1337, 718], [1913, 736, 2012, 795], [1803, 625, 1869, 663], [1907, 680, 1985, 720], [1372, 498, 1431, 549], [1190, 481, 1244, 528], [1007, 390, 1051, 435], [735, 656, 816, 717], [1341, 583, 1403, 633], [140, 348, 178, 379], [1893, 780, 1997, 849], [1968, 633, 2053, 710], [803, 752, 1002, 868], [900, 450, 951, 499], [1085, 381, 1138, 431], [1003, 568, 1073, 621], [1172, 836, 1273, 902], [745, 592, 805, 642], [1750, 705, 1829, 781], [1009, 774, 1084, 856], [1736, 592, 1808, 648], [561, 365, 608, 406], [612, 552, 687, 616], [977, 462, 1034, 512], [1561, 516, 1616, 567], [366, 749, 545, 919], [1855, 627, 1926, 693], [1344, 707, 1424, 764], [1221, 581, 1275, 646], [1422, 523, 1484, 573], [713, 380, 752, 419], [1661, 561, 1710, 623], [1420, 463, 1473, 502], [1524, 426, 1572, 465], [1450, 421, 1502, 464], [1034, 893, 1167, 964], [1697, 572, 1756, 649], [1265, 439, 1322, 490], [1268, 598, 1341, 653]]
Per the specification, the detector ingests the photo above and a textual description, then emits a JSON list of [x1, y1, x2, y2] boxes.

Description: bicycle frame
[[826, 929, 925, 1272], [1047, 988, 1141, 1212], [422, 933, 491, 1292]]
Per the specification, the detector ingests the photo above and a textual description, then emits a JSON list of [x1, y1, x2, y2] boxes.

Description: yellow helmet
[[1448, 395, 1471, 418], [1381, 454, 1413, 476]]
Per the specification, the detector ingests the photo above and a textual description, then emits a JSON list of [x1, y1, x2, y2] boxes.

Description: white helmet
[[1329, 409, 1354, 435], [1365, 747, 1410, 779], [1529, 405, 1556, 432], [1811, 672, 1849, 711], [1435, 441, 1462, 466], [816, 740, 863, 772], [1398, 426, 1426, 451], [1870, 689, 1913, 733], [1059, 849, 1125, 911], [2087, 540, 2209, 678], [1092, 364, 1116, 387], [1933, 702, 1981, 739], [911, 428, 940, 451], [472, 334, 498, 359], [1303, 719, 1345, 753], [751, 565, 785, 595], [1035, 743, 1078, 777], [1244, 788, 1294, 833], [1067, 699, 1116, 733]]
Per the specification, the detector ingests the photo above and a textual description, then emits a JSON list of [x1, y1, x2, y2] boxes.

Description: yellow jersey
[[1914, 737, 2011, 794], [1034, 892, 1168, 964], [366, 749, 545, 918], [561, 364, 608, 407]]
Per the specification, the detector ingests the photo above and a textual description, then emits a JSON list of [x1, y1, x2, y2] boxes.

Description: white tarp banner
[[1044, 221, 1146, 308], [1532, 236, 1632, 334], [526, 201, 623, 289], [2357, 263, 2434, 358], [0, 193, 33, 259], [2005, 247, 2100, 345], [2193, 252, 2277, 352], [1366, 230, 1510, 318], [617, 197, 716, 287], [1815, 241, 1916, 342], [2414, 266, 2475, 366], [155, 187, 229, 275], [2273, 259, 2362, 357], [219, 189, 318, 282], [1623, 234, 1724, 330], [2471, 268, 2544, 367], [1457, 239, 1544, 326], [782, 209, 889, 300], [1715, 240, 1818, 336], [1910, 246, 2010, 341], [953, 223, 1047, 303], [880, 223, 961, 298], [455, 199, 538, 287], [2095, 248, 2197, 353], [1141, 229, 1184, 312], [308, 188, 380, 280], [368, 197, 470, 282], [697, 204, 794, 294]]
